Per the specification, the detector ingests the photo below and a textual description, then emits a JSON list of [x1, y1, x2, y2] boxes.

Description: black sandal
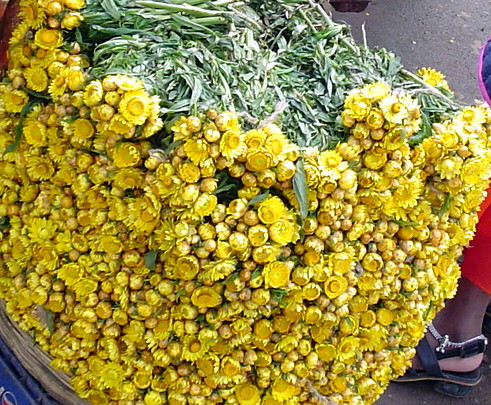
[[396, 322, 488, 398]]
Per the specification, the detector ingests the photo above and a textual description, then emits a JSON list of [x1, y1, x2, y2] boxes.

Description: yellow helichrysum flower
[[263, 261, 291, 289], [61, 11, 84, 30], [48, 67, 69, 97], [461, 157, 489, 185], [23, 119, 48, 147], [316, 343, 337, 363], [379, 94, 409, 125], [191, 286, 222, 308], [177, 162, 201, 183], [246, 148, 275, 172], [194, 193, 217, 217], [99, 362, 125, 388], [257, 196, 286, 224], [23, 67, 49, 92], [361, 81, 391, 101], [73, 278, 98, 298], [268, 217, 299, 245], [111, 143, 141, 168], [271, 380, 299, 402], [220, 128, 247, 160], [84, 80, 104, 106], [144, 391, 163, 405], [181, 335, 209, 361], [34, 29, 63, 50], [3, 89, 29, 113], [235, 384, 261, 405], [264, 131, 287, 156], [26, 156, 55, 181], [336, 336, 360, 361], [324, 275, 348, 299], [435, 156, 463, 179], [64, 0, 85, 10], [72, 118, 95, 139], [57, 263, 84, 287], [361, 252, 384, 272], [67, 66, 86, 91], [344, 91, 372, 121], [184, 138, 209, 164], [119, 90, 152, 125], [245, 128, 267, 148], [174, 255, 200, 280], [416, 67, 451, 92], [108, 113, 133, 134]]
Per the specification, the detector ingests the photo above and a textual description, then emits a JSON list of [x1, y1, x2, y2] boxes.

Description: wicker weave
[[0, 300, 89, 405]]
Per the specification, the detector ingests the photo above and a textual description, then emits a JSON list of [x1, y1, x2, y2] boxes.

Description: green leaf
[[248, 191, 270, 206], [293, 158, 308, 221], [144, 250, 158, 270]]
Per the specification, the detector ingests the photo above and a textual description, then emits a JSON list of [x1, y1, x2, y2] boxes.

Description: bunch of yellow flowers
[[2, 0, 491, 404]]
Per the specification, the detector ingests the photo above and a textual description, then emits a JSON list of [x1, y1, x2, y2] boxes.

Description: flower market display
[[1, 0, 491, 404]]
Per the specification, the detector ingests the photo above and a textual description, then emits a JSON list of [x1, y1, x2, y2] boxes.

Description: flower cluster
[[1, 0, 491, 405]]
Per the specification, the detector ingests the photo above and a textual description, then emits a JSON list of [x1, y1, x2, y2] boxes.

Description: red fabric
[[461, 188, 491, 294]]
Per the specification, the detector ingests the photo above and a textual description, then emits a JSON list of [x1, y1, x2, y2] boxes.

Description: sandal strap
[[416, 336, 444, 378], [428, 322, 488, 356], [436, 338, 487, 360]]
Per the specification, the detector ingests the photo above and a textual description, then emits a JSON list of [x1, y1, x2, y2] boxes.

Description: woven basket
[[0, 300, 89, 405]]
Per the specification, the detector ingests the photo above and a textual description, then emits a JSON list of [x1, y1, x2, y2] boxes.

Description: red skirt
[[461, 184, 491, 294]]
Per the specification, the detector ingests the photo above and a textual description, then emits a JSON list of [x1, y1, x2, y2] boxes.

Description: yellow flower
[[435, 156, 463, 179], [215, 111, 239, 132], [416, 67, 451, 91], [245, 129, 267, 148], [269, 218, 299, 245], [48, 67, 69, 97], [379, 94, 409, 125], [361, 81, 391, 101], [34, 29, 63, 50], [173, 255, 200, 280], [235, 384, 261, 405], [461, 158, 488, 184], [252, 244, 280, 264], [344, 92, 372, 120], [246, 148, 275, 172], [257, 196, 286, 224], [263, 261, 291, 289], [57, 263, 84, 287], [119, 90, 152, 125], [126, 194, 160, 234], [376, 307, 394, 326], [73, 279, 98, 298], [361, 252, 384, 272], [336, 336, 360, 361], [26, 156, 55, 181], [84, 80, 104, 106], [67, 66, 86, 91], [177, 162, 201, 183], [271, 380, 298, 402], [23, 119, 48, 147], [112, 143, 141, 168], [23, 67, 49, 92], [193, 193, 217, 217], [316, 343, 337, 362], [64, 0, 85, 9], [220, 129, 247, 160], [108, 114, 133, 134], [181, 335, 209, 361], [61, 11, 84, 30], [324, 275, 348, 299], [3, 89, 29, 113], [100, 362, 125, 388], [184, 138, 209, 164], [112, 168, 144, 189], [191, 286, 222, 308], [72, 118, 95, 139], [264, 131, 287, 156]]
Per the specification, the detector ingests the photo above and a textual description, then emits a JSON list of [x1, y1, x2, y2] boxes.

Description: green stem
[[401, 69, 458, 106], [134, 1, 228, 17]]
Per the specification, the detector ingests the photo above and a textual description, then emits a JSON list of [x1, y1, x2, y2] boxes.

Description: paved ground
[[327, 1, 491, 404]]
